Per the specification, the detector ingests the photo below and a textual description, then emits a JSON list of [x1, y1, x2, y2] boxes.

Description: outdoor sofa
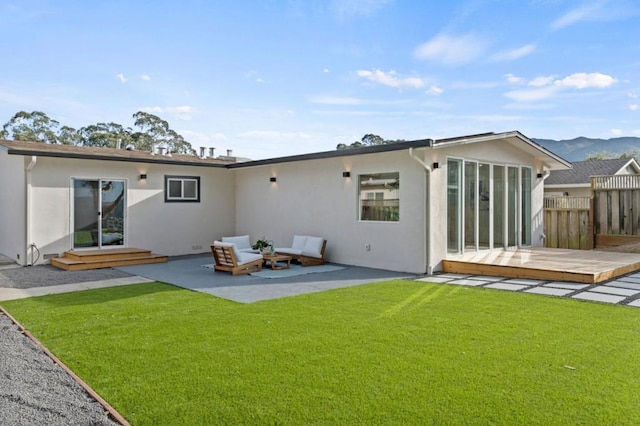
[[211, 241, 263, 275], [275, 235, 326, 266]]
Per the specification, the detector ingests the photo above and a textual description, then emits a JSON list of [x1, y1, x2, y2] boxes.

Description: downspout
[[26, 156, 37, 266], [409, 145, 434, 275], [538, 169, 552, 243]]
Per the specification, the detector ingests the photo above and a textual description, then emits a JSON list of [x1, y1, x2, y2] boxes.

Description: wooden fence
[[543, 196, 592, 249], [592, 175, 640, 247]]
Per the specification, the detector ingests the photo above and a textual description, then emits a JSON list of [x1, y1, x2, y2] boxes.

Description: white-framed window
[[359, 172, 400, 222], [165, 175, 200, 202]]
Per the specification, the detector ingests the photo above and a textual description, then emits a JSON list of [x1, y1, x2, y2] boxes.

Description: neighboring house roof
[[0, 130, 572, 170], [545, 158, 640, 186], [0, 140, 235, 167]]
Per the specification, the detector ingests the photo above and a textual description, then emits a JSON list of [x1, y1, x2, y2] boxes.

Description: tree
[[336, 134, 405, 150], [586, 150, 640, 161], [78, 122, 133, 148], [132, 111, 195, 154], [0, 111, 64, 144]]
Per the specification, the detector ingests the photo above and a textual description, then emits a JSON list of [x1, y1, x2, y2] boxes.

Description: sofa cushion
[[236, 251, 263, 266], [222, 235, 251, 251], [303, 236, 324, 256], [275, 248, 302, 256], [291, 235, 307, 250]]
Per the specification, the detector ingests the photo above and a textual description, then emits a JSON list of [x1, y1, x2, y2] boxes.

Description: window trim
[[164, 175, 201, 203]]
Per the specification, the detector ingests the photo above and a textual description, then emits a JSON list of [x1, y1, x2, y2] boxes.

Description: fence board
[[543, 196, 591, 249]]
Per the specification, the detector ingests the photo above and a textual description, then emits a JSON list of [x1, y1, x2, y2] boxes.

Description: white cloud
[[628, 92, 638, 99], [630, 104, 639, 111], [323, 68, 330, 73], [141, 74, 151, 81], [141, 105, 198, 120], [331, 0, 393, 20], [414, 33, 487, 65], [504, 86, 560, 102], [356, 69, 425, 89], [611, 128, 623, 136], [491, 44, 536, 61], [426, 85, 444, 96], [529, 76, 555, 87], [116, 73, 127, 83], [505, 73, 525, 84], [554, 72, 615, 89], [237, 130, 312, 141]]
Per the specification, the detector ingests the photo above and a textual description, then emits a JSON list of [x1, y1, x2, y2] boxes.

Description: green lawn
[[3, 280, 640, 425]]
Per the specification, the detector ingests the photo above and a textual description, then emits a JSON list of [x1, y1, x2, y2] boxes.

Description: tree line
[[0, 110, 196, 155]]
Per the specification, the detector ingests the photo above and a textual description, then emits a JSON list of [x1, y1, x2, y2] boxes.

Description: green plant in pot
[[252, 237, 274, 253]]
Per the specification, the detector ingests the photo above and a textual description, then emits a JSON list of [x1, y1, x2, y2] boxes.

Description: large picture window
[[359, 172, 399, 221], [165, 175, 200, 202]]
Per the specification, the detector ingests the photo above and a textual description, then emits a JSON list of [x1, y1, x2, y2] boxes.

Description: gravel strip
[[0, 265, 134, 289], [0, 312, 121, 426]]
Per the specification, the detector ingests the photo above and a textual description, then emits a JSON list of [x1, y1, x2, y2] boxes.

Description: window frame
[[164, 175, 201, 203], [358, 172, 400, 222]]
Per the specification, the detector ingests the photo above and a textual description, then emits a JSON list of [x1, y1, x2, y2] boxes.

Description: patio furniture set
[[211, 235, 327, 275]]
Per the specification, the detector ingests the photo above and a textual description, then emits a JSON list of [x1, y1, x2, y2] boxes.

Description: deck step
[[50, 248, 167, 271]]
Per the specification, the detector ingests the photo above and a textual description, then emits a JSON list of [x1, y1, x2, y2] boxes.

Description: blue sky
[[1, 0, 639, 159]]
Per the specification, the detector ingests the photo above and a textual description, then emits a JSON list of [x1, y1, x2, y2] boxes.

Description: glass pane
[[521, 168, 532, 245], [508, 166, 519, 247], [464, 162, 476, 250], [73, 179, 99, 248], [183, 180, 197, 199], [101, 180, 125, 246], [447, 159, 461, 253], [168, 180, 182, 198], [478, 163, 490, 249], [493, 165, 504, 249], [359, 173, 399, 221]]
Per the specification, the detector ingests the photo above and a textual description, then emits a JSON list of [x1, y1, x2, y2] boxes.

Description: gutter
[[25, 156, 37, 266], [409, 144, 435, 275]]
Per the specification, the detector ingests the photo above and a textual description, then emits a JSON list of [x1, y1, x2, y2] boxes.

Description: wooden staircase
[[50, 248, 168, 271]]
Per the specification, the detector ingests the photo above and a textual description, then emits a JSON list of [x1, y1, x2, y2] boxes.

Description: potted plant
[[252, 236, 274, 254]]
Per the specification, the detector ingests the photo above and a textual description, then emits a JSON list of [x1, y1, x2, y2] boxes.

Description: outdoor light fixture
[[270, 177, 277, 182], [432, 162, 439, 169], [342, 171, 351, 178], [139, 173, 147, 180], [536, 173, 544, 179]]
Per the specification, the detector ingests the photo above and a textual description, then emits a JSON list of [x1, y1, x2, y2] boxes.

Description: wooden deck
[[442, 247, 640, 284], [50, 247, 168, 271]]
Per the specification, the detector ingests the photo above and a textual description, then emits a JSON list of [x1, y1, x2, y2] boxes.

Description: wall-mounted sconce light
[[432, 162, 439, 169], [342, 171, 351, 178], [270, 177, 277, 182], [139, 173, 147, 180], [536, 173, 544, 179]]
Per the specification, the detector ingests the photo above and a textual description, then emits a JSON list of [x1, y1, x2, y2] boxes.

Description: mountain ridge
[[533, 136, 640, 162]]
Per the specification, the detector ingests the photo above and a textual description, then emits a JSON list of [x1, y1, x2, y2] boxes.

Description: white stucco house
[[544, 158, 640, 197], [0, 131, 570, 274]]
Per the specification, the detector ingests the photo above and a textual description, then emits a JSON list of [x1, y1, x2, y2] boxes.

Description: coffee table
[[262, 253, 292, 270]]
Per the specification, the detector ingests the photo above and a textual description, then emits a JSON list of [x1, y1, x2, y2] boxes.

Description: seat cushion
[[222, 235, 251, 251], [302, 236, 324, 258], [291, 235, 307, 250], [236, 251, 263, 266], [275, 248, 302, 256]]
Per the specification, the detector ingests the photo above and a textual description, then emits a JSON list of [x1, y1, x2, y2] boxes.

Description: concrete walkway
[[418, 272, 640, 308]]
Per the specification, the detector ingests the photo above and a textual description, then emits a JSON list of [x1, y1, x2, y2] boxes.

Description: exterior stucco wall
[[0, 150, 26, 263], [28, 156, 235, 263], [234, 151, 428, 273]]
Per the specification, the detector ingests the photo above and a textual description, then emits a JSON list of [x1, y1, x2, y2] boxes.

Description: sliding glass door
[[447, 159, 532, 254], [73, 179, 126, 249]]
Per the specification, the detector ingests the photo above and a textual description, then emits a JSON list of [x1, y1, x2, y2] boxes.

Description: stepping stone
[[416, 276, 453, 283], [436, 274, 470, 279], [627, 299, 640, 308], [503, 278, 545, 286], [590, 286, 640, 297], [544, 282, 590, 290], [525, 287, 574, 297], [572, 292, 626, 304], [485, 283, 529, 291], [607, 282, 640, 291], [449, 279, 489, 286], [467, 275, 505, 281], [617, 276, 640, 284]]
